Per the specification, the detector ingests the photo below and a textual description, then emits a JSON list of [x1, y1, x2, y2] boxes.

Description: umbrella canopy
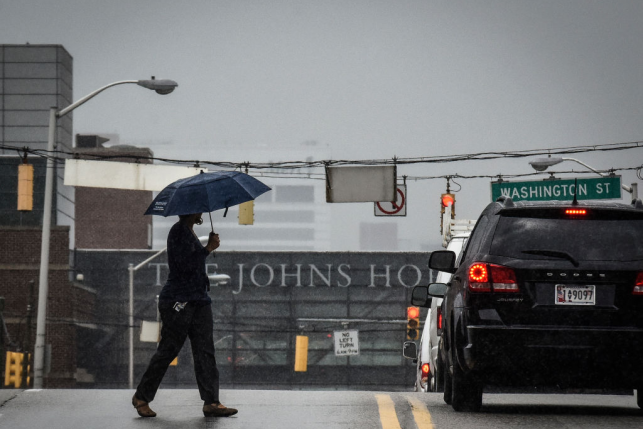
[[144, 171, 271, 217]]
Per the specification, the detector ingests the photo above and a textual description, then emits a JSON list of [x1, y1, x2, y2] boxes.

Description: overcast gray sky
[[2, 0, 642, 249]]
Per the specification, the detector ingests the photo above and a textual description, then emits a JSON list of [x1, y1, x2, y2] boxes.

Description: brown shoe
[[203, 402, 238, 417], [132, 394, 157, 418]]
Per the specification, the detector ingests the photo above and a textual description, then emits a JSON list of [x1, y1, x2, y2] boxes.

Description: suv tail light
[[633, 272, 643, 295], [436, 306, 443, 334], [490, 264, 519, 292], [469, 263, 491, 292], [468, 263, 519, 293]]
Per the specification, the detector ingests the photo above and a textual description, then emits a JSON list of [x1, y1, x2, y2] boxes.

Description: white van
[[411, 233, 470, 392]]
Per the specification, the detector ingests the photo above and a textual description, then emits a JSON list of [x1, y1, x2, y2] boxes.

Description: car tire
[[450, 352, 483, 412], [637, 389, 643, 409], [443, 363, 453, 405]]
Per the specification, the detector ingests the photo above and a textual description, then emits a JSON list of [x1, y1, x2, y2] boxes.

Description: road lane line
[[375, 394, 402, 429], [407, 396, 435, 429]]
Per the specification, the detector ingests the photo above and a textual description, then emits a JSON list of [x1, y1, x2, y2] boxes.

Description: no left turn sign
[[374, 185, 406, 216]]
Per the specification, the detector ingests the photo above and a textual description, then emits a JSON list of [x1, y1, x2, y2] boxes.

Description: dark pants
[[135, 302, 219, 404]]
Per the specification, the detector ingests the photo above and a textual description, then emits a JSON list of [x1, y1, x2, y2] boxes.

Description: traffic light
[[294, 335, 309, 372], [17, 163, 34, 211], [441, 193, 455, 217], [440, 192, 456, 233], [406, 306, 420, 340], [4, 352, 30, 388], [238, 200, 254, 225]]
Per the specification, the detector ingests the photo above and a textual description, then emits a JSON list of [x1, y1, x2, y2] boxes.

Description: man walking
[[132, 212, 237, 418]]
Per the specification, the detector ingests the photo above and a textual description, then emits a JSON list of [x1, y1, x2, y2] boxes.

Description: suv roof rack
[[495, 195, 515, 207]]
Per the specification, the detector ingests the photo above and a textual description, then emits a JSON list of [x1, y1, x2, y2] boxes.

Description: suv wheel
[[451, 353, 483, 412], [637, 389, 643, 409]]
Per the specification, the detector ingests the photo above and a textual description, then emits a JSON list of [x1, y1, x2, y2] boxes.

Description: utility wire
[[1, 142, 641, 187], [1, 140, 643, 172]]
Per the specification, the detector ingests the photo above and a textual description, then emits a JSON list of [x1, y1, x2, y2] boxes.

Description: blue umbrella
[[144, 170, 271, 230]]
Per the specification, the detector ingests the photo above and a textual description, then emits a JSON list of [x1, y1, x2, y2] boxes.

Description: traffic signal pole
[[0, 297, 5, 381], [23, 280, 35, 387]]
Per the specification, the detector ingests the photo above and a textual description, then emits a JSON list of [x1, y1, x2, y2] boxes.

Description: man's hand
[[206, 232, 220, 252]]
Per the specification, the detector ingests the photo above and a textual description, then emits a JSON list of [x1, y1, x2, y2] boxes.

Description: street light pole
[[529, 156, 639, 200], [33, 107, 58, 388], [128, 248, 167, 389], [128, 263, 135, 390], [33, 78, 178, 389]]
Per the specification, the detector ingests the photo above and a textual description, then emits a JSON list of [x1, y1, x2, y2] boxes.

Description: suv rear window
[[489, 212, 643, 262]]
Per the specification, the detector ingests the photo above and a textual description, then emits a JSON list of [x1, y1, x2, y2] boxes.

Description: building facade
[[73, 135, 154, 250], [0, 226, 97, 387], [0, 44, 74, 231], [0, 44, 94, 388], [0, 44, 75, 235], [75, 250, 433, 390]]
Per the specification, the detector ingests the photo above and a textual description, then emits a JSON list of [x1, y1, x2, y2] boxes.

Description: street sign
[[491, 176, 622, 202], [374, 184, 406, 216], [334, 330, 360, 356], [326, 165, 396, 203]]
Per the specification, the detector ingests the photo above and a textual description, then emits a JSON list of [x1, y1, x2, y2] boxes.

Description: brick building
[[73, 134, 154, 250], [0, 226, 96, 387], [0, 44, 96, 388]]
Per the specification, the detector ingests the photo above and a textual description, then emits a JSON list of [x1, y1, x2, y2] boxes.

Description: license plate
[[555, 284, 595, 305]]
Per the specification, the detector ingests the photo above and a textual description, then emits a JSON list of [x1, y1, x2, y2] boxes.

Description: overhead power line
[[1, 140, 642, 180]]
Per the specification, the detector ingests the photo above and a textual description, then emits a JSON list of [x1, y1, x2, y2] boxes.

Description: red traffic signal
[[441, 193, 455, 207], [407, 306, 420, 319], [406, 306, 420, 340]]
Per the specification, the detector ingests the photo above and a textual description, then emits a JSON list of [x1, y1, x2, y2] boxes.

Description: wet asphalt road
[[0, 389, 641, 429]]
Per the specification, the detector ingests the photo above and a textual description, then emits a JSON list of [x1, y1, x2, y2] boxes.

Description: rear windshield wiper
[[521, 249, 579, 267]]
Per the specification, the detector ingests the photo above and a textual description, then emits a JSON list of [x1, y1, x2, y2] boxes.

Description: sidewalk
[[0, 389, 21, 406]]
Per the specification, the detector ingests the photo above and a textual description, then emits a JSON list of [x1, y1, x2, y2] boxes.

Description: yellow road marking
[[375, 394, 402, 429], [407, 396, 435, 429]]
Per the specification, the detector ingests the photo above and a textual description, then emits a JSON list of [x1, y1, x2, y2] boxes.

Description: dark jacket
[[159, 222, 212, 304]]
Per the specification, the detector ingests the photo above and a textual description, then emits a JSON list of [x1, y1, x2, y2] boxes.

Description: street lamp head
[[529, 157, 564, 172], [137, 78, 178, 95]]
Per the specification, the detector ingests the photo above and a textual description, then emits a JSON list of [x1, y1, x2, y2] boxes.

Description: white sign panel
[[64, 159, 202, 191], [334, 330, 360, 356], [374, 184, 406, 216], [139, 321, 160, 343], [326, 165, 396, 203]]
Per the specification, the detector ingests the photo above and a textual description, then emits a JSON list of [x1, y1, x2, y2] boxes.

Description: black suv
[[412, 196, 643, 412]]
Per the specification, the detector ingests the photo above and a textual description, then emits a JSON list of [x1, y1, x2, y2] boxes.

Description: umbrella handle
[[208, 212, 214, 233]]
